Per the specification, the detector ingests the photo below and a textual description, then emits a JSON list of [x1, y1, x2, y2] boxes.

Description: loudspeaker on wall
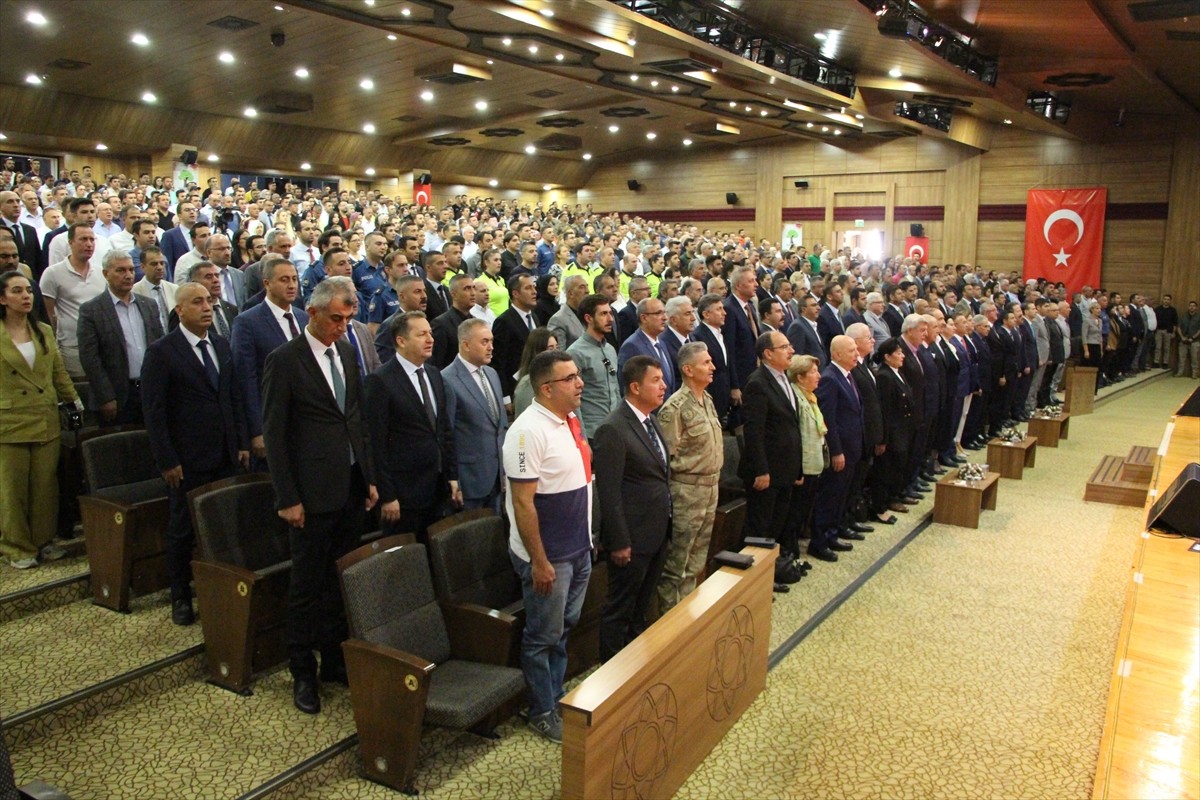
[[627, 179, 641, 191], [910, 223, 924, 237], [794, 180, 809, 189], [180, 149, 198, 166], [726, 192, 738, 205]]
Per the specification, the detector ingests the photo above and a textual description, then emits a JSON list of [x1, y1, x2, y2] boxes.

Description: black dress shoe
[[828, 540, 854, 552], [840, 530, 865, 541], [797, 560, 813, 573], [955, 455, 969, 464], [920, 472, 938, 482], [319, 662, 350, 686], [901, 496, 921, 505], [932, 465, 949, 475], [848, 522, 875, 533], [774, 560, 804, 584], [914, 481, 932, 491], [808, 547, 838, 563], [772, 582, 790, 593], [888, 502, 910, 513], [938, 455, 958, 468], [171, 599, 194, 626], [875, 514, 898, 525], [293, 678, 321, 714]]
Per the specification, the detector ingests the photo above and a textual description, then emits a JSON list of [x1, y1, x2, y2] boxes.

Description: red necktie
[[567, 415, 592, 483]]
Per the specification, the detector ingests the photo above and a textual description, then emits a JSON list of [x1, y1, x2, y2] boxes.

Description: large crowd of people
[[1, 159, 1196, 742]]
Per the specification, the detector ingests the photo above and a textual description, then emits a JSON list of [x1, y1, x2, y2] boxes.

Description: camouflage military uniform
[[655, 385, 723, 612]]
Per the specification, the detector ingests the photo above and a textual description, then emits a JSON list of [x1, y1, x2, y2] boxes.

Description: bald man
[[810, 335, 867, 562]]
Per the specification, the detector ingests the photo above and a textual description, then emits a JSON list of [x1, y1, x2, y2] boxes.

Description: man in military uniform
[[655, 340, 723, 613], [364, 250, 410, 334]]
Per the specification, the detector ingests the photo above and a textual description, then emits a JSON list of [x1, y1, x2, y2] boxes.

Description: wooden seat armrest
[[255, 559, 292, 580], [344, 638, 435, 675], [78, 494, 137, 514], [441, 602, 520, 666], [191, 558, 260, 587]]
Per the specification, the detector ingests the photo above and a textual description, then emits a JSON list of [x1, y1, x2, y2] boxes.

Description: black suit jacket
[[786, 317, 827, 366], [4, 220, 40, 272], [918, 344, 943, 418], [690, 324, 734, 423], [594, 402, 672, 556], [972, 331, 993, 390], [430, 306, 471, 369], [722, 294, 758, 392], [851, 362, 884, 449], [883, 305, 905, 337], [142, 328, 246, 474], [261, 334, 373, 514], [1046, 317, 1065, 363], [899, 341, 927, 415], [424, 278, 449, 319], [615, 303, 639, 348], [739, 365, 802, 487], [169, 299, 238, 334], [364, 357, 457, 509], [492, 307, 532, 398], [875, 366, 916, 452]]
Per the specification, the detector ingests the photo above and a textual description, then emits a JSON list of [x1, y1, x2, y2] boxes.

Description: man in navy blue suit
[[443, 318, 507, 513], [811, 335, 866, 562], [616, 276, 649, 348], [159, 200, 198, 280], [657, 295, 694, 389], [722, 265, 760, 427], [690, 293, 736, 426], [142, 282, 248, 625], [786, 294, 827, 365], [617, 296, 675, 401], [232, 254, 307, 467], [816, 282, 847, 353]]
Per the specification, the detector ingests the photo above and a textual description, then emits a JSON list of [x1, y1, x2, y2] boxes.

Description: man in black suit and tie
[[443, 318, 507, 512], [722, 266, 760, 427], [690, 293, 736, 426], [429, 273, 475, 369], [492, 273, 539, 410], [739, 331, 803, 588], [816, 283, 847, 353], [594, 356, 671, 661], [365, 311, 460, 541], [0, 191, 40, 272], [171, 262, 239, 338], [811, 336, 868, 562], [142, 282, 248, 626], [616, 276, 649, 348], [883, 285, 907, 337], [422, 250, 451, 320], [262, 278, 378, 715], [786, 294, 827, 366]]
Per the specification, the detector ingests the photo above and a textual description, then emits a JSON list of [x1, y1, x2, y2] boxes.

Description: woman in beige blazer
[[0, 270, 79, 569]]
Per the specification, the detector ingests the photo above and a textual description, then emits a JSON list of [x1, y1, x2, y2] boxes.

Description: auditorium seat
[[337, 540, 524, 794]]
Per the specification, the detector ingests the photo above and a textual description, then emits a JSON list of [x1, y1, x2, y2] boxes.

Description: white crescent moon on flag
[[415, 188, 431, 205], [908, 243, 925, 259], [1042, 209, 1085, 246]]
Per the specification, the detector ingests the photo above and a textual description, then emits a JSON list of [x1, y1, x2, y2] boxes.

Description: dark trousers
[[812, 460, 857, 550], [965, 389, 988, 442], [165, 463, 235, 602], [786, 474, 819, 555], [287, 470, 367, 679], [384, 502, 443, 544], [906, 422, 931, 486], [989, 381, 1011, 431], [1011, 371, 1032, 418], [599, 532, 669, 662], [1036, 361, 1061, 406], [743, 481, 795, 546], [848, 455, 875, 517], [104, 381, 144, 427]]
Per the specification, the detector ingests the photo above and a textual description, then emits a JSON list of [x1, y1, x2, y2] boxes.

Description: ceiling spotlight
[[360, 78, 375, 90], [131, 32, 150, 46], [365, 167, 376, 175], [671, 85, 679, 92], [387, 34, 398, 41], [814, 32, 827, 40], [401, 7, 411, 16], [420, 90, 434, 101], [528, 45, 539, 54], [486, 59, 494, 65], [141, 91, 157, 103], [524, 144, 536, 154], [244, 106, 258, 117], [645, 132, 656, 140], [219, 51, 235, 64], [682, 138, 693, 146], [1003, 118, 1013, 124], [760, 110, 769, 116], [25, 10, 47, 25], [301, 162, 312, 170], [475, 100, 488, 111], [627, 35, 637, 46], [821, 125, 829, 132], [630, 74, 638, 81], [274, 4, 284, 10], [543, 184, 553, 191], [744, 106, 752, 112], [888, 67, 902, 78], [710, 67, 717, 73], [582, 153, 592, 160], [728, 101, 736, 107], [855, 113, 864, 120], [295, 67, 310, 78], [207, 154, 219, 162], [833, 129, 842, 135], [608, 124, 619, 133], [0, 133, 7, 140], [555, 53, 564, 61], [489, 179, 499, 187], [769, 76, 776, 84], [365, 0, 376, 5], [501, 37, 512, 46], [806, 122, 814, 128], [362, 123, 376, 134], [95, 143, 108, 151], [650, 80, 659, 87], [541, 8, 554, 17], [25, 74, 43, 85]]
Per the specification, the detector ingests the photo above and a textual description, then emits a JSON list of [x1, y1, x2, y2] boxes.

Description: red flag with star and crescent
[[1023, 188, 1106, 294], [904, 235, 930, 264]]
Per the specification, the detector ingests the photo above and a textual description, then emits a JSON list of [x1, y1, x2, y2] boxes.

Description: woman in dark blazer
[[0, 270, 80, 569], [871, 337, 917, 516]]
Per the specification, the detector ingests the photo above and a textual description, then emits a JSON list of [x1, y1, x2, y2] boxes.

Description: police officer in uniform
[[655, 340, 723, 613]]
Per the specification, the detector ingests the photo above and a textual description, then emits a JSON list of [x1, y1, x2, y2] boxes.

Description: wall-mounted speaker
[[910, 223, 925, 237], [726, 192, 738, 205], [627, 179, 641, 191], [1146, 462, 1200, 538], [794, 180, 809, 189], [180, 149, 198, 166], [417, 172, 432, 186]]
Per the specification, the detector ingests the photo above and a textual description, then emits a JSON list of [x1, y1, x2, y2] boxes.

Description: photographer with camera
[[0, 269, 81, 569]]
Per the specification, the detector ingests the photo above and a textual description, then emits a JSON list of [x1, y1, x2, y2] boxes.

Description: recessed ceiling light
[[131, 32, 150, 46], [650, 80, 658, 87], [524, 144, 536, 154], [806, 122, 813, 128], [0, 133, 7, 141], [95, 143, 108, 151], [501, 37, 512, 46], [295, 67, 310, 79], [141, 91, 157, 103], [630, 74, 639, 81], [608, 124, 619, 133], [888, 67, 902, 78], [582, 153, 592, 160], [363, 123, 376, 134], [769, 76, 776, 84], [760, 110, 769, 116], [25, 74, 42, 86], [219, 51, 235, 64], [365, 0, 376, 5], [207, 154, 219, 162], [365, 167, 376, 175], [1003, 118, 1013, 124], [855, 113, 864, 120], [301, 162, 312, 170], [543, 184, 553, 191], [627, 36, 637, 46], [833, 129, 841, 135], [475, 100, 488, 111], [244, 106, 258, 117], [710, 67, 717, 73], [401, 7, 411, 16], [25, 10, 47, 26], [671, 85, 679, 92], [360, 78, 375, 90], [489, 179, 499, 187], [486, 59, 494, 65], [821, 125, 829, 132], [541, 8, 554, 18], [420, 90, 434, 101], [274, 4, 284, 10], [814, 32, 827, 41], [646, 132, 656, 140], [555, 53, 564, 61], [744, 106, 752, 112], [682, 138, 693, 146], [528, 45, 539, 54], [387, 34, 398, 41], [728, 101, 736, 107]]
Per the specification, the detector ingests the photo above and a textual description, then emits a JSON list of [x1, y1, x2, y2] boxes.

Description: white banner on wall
[[781, 224, 803, 251]]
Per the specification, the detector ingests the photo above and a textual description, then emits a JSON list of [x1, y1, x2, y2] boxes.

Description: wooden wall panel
[[943, 153, 982, 265], [1162, 132, 1200, 304]]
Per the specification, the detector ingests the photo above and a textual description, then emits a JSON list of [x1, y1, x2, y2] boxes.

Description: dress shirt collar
[[625, 400, 652, 425], [833, 362, 853, 380], [703, 322, 723, 340], [304, 327, 335, 360], [180, 324, 210, 349], [394, 352, 427, 377], [455, 353, 485, 376], [109, 289, 136, 308], [266, 297, 293, 320]]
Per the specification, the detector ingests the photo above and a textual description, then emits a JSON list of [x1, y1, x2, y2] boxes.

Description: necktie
[[213, 304, 229, 337], [152, 285, 168, 328], [477, 367, 499, 424], [439, 285, 451, 310], [845, 370, 860, 403], [282, 311, 299, 340], [309, 247, 316, 264], [197, 339, 219, 390], [525, 312, 535, 331], [745, 301, 759, 338], [346, 324, 366, 378], [325, 348, 346, 413], [221, 269, 234, 303], [654, 340, 673, 390], [566, 415, 592, 482], [780, 374, 797, 411], [643, 418, 667, 470], [8, 222, 22, 248], [415, 366, 436, 429]]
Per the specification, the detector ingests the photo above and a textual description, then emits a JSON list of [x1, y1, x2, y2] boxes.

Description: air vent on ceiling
[[46, 58, 91, 70], [1044, 72, 1114, 87], [394, 114, 420, 122], [644, 56, 720, 74], [528, 89, 562, 99], [208, 15, 259, 31], [254, 91, 314, 115], [536, 134, 582, 151], [1128, 0, 1200, 22], [416, 60, 491, 85], [865, 128, 918, 139], [1165, 29, 1200, 40], [685, 121, 740, 136]]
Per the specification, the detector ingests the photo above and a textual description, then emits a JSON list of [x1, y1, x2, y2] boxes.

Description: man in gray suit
[[547, 273, 588, 350], [1024, 301, 1050, 415], [77, 249, 165, 424], [444, 318, 508, 512]]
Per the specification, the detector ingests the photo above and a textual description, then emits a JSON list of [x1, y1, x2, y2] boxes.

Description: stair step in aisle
[[1119, 444, 1156, 484], [1084, 454, 1150, 507], [0, 558, 91, 625]]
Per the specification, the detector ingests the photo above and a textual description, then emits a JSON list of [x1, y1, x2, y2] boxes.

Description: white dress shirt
[[266, 297, 300, 341], [304, 328, 344, 400], [48, 227, 111, 271], [394, 352, 437, 416], [703, 322, 728, 363], [180, 323, 219, 372]]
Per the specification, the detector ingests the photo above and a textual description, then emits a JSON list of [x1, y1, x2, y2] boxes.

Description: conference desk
[[1092, 414, 1200, 800]]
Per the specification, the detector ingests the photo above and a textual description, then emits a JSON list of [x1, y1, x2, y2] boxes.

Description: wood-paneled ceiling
[[0, 0, 1195, 186]]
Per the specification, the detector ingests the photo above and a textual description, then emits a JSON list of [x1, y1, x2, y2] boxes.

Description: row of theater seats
[[70, 426, 751, 793]]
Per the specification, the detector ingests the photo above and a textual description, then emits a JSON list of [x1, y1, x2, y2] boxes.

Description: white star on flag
[[1053, 248, 1071, 267]]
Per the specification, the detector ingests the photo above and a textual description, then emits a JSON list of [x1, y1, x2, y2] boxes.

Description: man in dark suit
[[492, 273, 539, 410], [421, 250, 451, 320], [262, 278, 378, 715], [594, 355, 671, 661], [171, 262, 239, 339], [846, 322, 884, 529], [429, 273, 475, 369], [231, 255, 307, 466], [883, 285, 906, 337], [1037, 300, 1066, 406], [617, 297, 676, 399], [658, 295, 694, 388], [898, 315, 931, 498], [722, 266, 760, 428], [842, 287, 868, 330], [690, 293, 736, 426], [616, 276, 649, 348], [811, 336, 867, 561], [816, 282, 847, 353], [786, 294, 827, 366], [965, 314, 993, 448], [160, 200, 198, 279], [142, 282, 248, 626], [365, 311, 460, 541], [443, 318, 507, 512], [739, 331, 803, 586], [1012, 305, 1036, 421], [77, 250, 165, 425], [0, 191, 40, 271], [989, 307, 1020, 435], [371, 274, 427, 364]]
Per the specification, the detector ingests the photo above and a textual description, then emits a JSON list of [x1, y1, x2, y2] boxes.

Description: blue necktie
[[346, 325, 366, 379], [197, 339, 219, 391], [654, 340, 673, 392]]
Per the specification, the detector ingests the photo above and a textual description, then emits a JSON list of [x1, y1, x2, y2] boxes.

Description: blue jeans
[[509, 548, 591, 717]]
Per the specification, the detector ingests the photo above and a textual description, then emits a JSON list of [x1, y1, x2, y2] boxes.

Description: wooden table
[[1064, 366, 1097, 415], [933, 471, 1000, 528], [1026, 413, 1070, 447], [987, 436, 1038, 479]]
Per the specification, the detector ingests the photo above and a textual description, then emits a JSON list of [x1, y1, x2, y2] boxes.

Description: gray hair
[[264, 228, 290, 248], [846, 322, 870, 340], [309, 274, 356, 311], [972, 314, 988, 326], [665, 295, 691, 317], [865, 291, 884, 304], [101, 249, 133, 270], [677, 341, 708, 369], [260, 253, 292, 283], [457, 316, 489, 341], [561, 273, 586, 294], [901, 313, 926, 333], [202, 233, 229, 255]]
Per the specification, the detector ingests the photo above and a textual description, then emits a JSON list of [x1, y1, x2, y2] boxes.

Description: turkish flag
[[904, 236, 929, 264], [1023, 188, 1106, 294], [414, 179, 432, 207]]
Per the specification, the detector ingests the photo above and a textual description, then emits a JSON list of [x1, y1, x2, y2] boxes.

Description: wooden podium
[[1027, 412, 1070, 447], [1064, 366, 1097, 416], [987, 436, 1038, 479], [560, 545, 776, 800], [933, 472, 1000, 528]]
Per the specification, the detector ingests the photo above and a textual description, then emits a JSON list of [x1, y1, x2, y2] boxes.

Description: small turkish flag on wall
[[1023, 188, 1106, 293], [414, 181, 432, 207], [904, 236, 929, 264]]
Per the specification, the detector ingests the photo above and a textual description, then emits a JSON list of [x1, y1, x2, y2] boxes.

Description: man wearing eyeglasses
[[566, 293, 621, 440]]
